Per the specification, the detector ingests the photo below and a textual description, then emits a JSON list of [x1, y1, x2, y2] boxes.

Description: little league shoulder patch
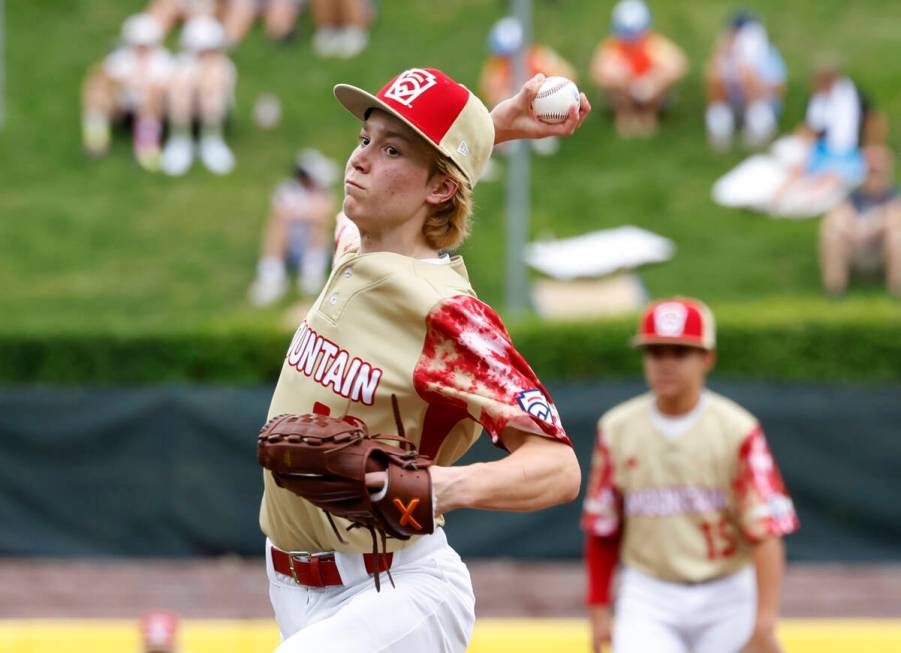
[[516, 388, 559, 426]]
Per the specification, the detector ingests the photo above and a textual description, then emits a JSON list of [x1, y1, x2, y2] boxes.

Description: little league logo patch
[[654, 302, 689, 337], [384, 68, 437, 107], [516, 388, 557, 426]]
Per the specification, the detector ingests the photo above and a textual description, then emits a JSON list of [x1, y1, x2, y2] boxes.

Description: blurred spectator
[[248, 149, 339, 306], [769, 58, 872, 216], [705, 11, 786, 150], [819, 146, 901, 297], [311, 0, 374, 59], [145, 0, 223, 35], [221, 0, 303, 46], [81, 13, 174, 171], [161, 16, 237, 176], [590, 0, 687, 137], [139, 610, 180, 653], [478, 16, 576, 156]]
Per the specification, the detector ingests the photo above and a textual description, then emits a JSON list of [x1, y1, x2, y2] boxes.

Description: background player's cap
[[140, 610, 179, 651], [334, 68, 494, 186], [632, 297, 716, 350]]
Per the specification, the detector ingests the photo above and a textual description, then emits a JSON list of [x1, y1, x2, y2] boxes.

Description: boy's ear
[[426, 175, 458, 206]]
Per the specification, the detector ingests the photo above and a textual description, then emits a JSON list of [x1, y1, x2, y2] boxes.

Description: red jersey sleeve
[[584, 534, 621, 605], [734, 426, 800, 542], [413, 295, 569, 450], [580, 426, 622, 538]]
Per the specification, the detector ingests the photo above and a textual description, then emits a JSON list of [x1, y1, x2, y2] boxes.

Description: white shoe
[[334, 26, 368, 59], [313, 28, 340, 57], [161, 136, 194, 176], [199, 136, 235, 175], [248, 274, 288, 306]]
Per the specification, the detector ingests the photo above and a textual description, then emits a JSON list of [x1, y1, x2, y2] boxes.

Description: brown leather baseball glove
[[257, 400, 434, 590]]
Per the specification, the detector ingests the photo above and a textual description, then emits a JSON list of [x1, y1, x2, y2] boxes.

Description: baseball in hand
[[532, 76, 580, 124]]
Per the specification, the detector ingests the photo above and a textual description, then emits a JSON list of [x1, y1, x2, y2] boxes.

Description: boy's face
[[642, 344, 714, 400], [342, 110, 439, 235]]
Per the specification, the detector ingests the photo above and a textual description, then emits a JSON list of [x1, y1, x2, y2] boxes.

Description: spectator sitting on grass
[[81, 13, 174, 171], [248, 149, 339, 306], [819, 146, 901, 297], [590, 0, 687, 138], [161, 16, 237, 176], [770, 58, 874, 216], [479, 16, 577, 157], [705, 10, 786, 150]]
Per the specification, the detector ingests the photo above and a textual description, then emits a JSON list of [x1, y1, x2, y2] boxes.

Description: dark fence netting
[[0, 381, 899, 561]]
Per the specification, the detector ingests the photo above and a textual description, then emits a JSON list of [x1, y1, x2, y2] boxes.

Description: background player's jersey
[[261, 216, 570, 553], [582, 391, 798, 583]]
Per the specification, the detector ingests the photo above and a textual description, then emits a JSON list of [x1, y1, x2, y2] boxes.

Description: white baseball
[[532, 76, 580, 124]]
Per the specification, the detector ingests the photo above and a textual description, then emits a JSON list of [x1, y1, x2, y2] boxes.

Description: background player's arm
[[745, 536, 787, 653], [491, 74, 591, 144], [428, 427, 580, 513]]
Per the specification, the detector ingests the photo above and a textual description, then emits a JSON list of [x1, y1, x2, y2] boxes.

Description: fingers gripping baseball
[[492, 73, 592, 144]]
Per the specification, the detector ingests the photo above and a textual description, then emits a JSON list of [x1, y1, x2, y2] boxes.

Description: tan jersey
[[261, 216, 570, 553], [581, 392, 798, 583]]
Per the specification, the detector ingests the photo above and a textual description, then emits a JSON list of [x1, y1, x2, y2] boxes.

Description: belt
[[270, 545, 394, 588]]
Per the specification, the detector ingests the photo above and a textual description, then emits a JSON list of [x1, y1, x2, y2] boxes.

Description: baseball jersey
[[581, 391, 798, 584], [260, 216, 570, 553]]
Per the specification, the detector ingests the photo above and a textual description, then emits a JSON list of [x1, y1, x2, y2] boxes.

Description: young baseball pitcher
[[258, 68, 590, 652], [582, 297, 799, 653]]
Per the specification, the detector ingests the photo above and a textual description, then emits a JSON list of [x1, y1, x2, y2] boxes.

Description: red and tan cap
[[334, 68, 494, 185], [140, 610, 179, 650], [633, 297, 716, 350]]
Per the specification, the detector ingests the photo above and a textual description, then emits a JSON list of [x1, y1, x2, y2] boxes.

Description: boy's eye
[[359, 135, 370, 145], [386, 146, 399, 156]]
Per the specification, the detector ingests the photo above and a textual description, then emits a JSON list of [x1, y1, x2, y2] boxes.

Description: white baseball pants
[[266, 528, 475, 653], [613, 565, 756, 653]]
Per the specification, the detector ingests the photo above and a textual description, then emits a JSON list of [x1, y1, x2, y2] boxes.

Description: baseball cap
[[140, 610, 179, 650], [632, 297, 716, 350], [334, 68, 494, 186]]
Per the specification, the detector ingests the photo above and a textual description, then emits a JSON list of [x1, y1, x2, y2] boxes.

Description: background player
[[582, 297, 798, 653], [261, 67, 589, 652]]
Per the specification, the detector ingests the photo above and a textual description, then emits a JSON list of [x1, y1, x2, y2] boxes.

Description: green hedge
[[2, 313, 899, 384]]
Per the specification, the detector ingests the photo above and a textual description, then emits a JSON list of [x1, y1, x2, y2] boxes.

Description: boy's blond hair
[[423, 155, 473, 252]]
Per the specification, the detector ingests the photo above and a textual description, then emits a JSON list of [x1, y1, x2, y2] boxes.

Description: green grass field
[[2, 0, 901, 335]]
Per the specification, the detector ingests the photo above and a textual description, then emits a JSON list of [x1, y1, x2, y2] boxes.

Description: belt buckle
[[286, 550, 334, 585]]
